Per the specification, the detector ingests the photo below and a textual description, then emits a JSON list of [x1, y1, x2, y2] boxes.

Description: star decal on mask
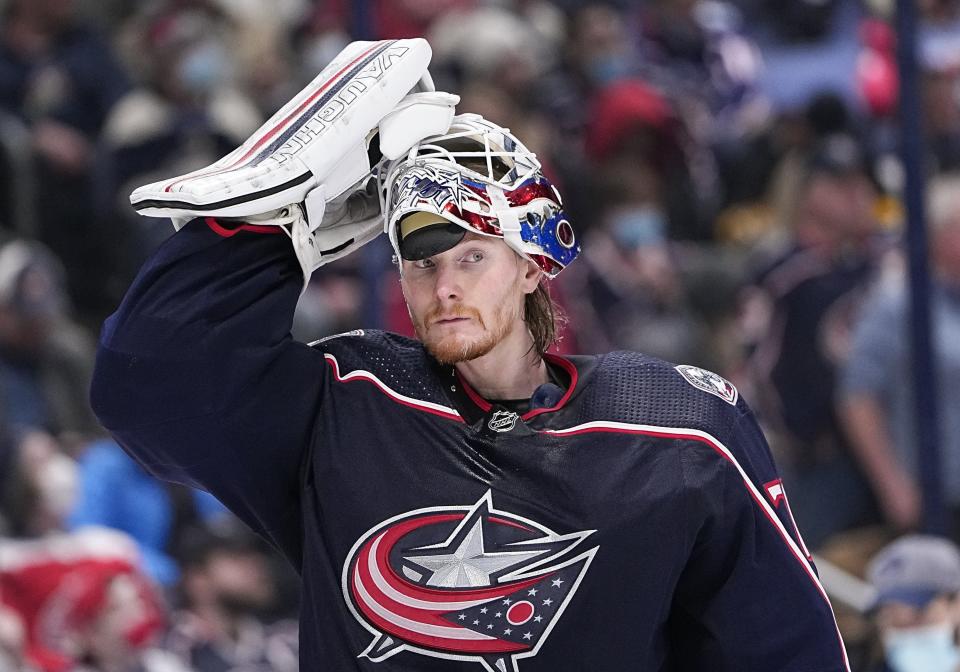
[[394, 164, 465, 214]]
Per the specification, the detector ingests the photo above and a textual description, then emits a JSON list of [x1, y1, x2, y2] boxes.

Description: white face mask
[[883, 622, 960, 672]]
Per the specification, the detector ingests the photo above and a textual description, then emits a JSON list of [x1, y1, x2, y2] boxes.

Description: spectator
[[566, 3, 641, 91], [49, 563, 178, 672], [292, 262, 369, 343], [745, 133, 889, 548], [636, 0, 768, 143], [922, 66, 960, 174], [96, 3, 262, 283], [840, 174, 960, 535], [0, 429, 77, 538], [0, 239, 99, 439], [560, 200, 713, 365], [560, 79, 722, 364], [584, 78, 708, 240], [164, 523, 298, 672], [427, 2, 561, 100], [0, 411, 177, 671], [0, 527, 172, 672], [68, 438, 228, 588], [863, 534, 960, 672], [919, 0, 960, 174], [762, 93, 867, 252], [0, 0, 130, 321]]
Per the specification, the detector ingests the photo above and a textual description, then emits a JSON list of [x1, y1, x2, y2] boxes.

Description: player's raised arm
[[89, 39, 457, 565]]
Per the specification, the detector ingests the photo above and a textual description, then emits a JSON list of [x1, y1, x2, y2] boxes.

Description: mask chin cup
[[379, 92, 460, 160]]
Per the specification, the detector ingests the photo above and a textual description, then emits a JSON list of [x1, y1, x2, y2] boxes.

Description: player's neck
[[455, 325, 548, 401]]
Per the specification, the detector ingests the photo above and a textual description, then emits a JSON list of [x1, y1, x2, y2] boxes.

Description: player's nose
[[432, 263, 463, 302]]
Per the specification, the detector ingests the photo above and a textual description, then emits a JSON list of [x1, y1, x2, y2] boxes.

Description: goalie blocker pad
[[130, 39, 438, 220]]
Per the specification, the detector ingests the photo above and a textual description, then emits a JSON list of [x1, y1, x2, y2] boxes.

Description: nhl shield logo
[[675, 364, 739, 405], [487, 410, 519, 433], [342, 491, 598, 672]]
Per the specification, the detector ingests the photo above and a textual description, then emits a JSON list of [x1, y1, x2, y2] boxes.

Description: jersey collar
[[430, 353, 590, 427]]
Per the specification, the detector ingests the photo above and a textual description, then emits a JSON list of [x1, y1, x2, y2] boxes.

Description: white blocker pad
[[130, 39, 445, 221]]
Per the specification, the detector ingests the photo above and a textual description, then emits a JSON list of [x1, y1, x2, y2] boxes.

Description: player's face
[[400, 233, 540, 364]]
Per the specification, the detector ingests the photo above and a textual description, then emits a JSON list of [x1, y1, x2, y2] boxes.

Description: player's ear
[[519, 257, 542, 295]]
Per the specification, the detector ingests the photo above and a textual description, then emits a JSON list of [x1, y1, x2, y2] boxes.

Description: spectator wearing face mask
[[559, 79, 720, 366], [95, 3, 262, 287], [865, 535, 960, 672]]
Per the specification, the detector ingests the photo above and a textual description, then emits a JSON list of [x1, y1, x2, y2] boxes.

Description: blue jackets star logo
[[341, 491, 599, 671]]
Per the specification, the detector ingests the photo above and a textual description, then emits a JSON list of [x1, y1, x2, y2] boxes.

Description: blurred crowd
[[2, 0, 960, 669]]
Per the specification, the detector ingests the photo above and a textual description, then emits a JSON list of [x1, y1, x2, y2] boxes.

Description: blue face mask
[[587, 54, 634, 86], [177, 41, 231, 96], [884, 623, 960, 672], [609, 206, 667, 250]]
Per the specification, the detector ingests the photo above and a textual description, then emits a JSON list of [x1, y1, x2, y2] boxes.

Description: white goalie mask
[[378, 114, 579, 277]]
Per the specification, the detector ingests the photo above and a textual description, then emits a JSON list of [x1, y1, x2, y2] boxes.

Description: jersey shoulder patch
[[675, 364, 738, 406], [581, 352, 737, 431]]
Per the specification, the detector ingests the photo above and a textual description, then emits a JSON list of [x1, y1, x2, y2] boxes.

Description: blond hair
[[524, 281, 565, 355]]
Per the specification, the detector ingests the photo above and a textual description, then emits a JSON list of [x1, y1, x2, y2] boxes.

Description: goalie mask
[[380, 114, 579, 277]]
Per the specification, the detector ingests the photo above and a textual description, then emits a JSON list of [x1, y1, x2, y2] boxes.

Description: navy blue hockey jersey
[[91, 219, 849, 671]]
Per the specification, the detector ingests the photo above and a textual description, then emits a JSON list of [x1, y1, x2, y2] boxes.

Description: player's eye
[[462, 250, 484, 263], [412, 257, 435, 270]]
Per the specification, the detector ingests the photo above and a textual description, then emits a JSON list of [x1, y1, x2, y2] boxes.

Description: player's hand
[[301, 89, 460, 246], [280, 88, 459, 280]]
